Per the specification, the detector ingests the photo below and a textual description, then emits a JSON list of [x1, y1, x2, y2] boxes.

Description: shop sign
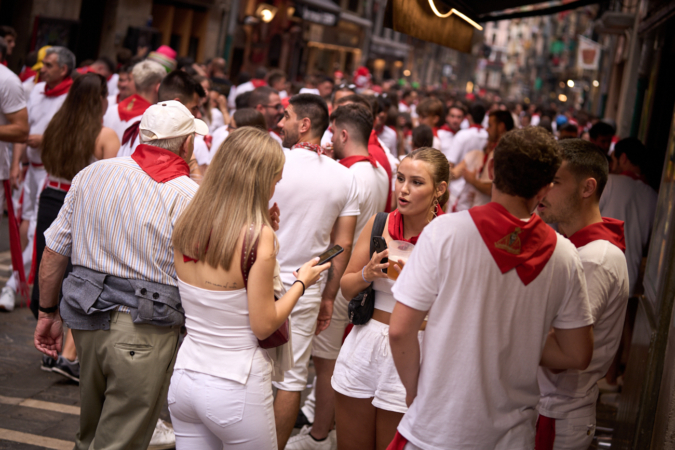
[[299, 5, 338, 26]]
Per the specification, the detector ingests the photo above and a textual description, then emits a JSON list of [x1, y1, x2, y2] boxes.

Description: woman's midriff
[[372, 308, 426, 331]]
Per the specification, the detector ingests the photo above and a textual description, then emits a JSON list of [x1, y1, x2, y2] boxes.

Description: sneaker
[[0, 286, 15, 312], [285, 426, 333, 450], [52, 356, 80, 383], [148, 418, 175, 450], [41, 355, 57, 372], [295, 409, 313, 429]]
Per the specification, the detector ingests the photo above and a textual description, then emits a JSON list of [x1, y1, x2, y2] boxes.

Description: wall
[[98, 0, 154, 59]]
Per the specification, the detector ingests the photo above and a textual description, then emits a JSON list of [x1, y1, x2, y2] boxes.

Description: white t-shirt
[[22, 77, 36, 98], [107, 74, 119, 100], [299, 87, 320, 96], [599, 174, 658, 295], [26, 81, 69, 164], [208, 108, 225, 133], [321, 128, 332, 147], [192, 135, 213, 166], [470, 151, 493, 209], [349, 160, 389, 242], [392, 212, 592, 450], [447, 126, 488, 203], [103, 102, 143, 142], [269, 130, 289, 153], [210, 126, 229, 155], [539, 238, 629, 419], [377, 126, 397, 155], [271, 148, 360, 285], [227, 80, 255, 110], [0, 65, 27, 180], [437, 128, 456, 160], [452, 150, 485, 212]]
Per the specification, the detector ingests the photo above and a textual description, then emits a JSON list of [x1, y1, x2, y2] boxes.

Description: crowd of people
[[0, 29, 660, 450]]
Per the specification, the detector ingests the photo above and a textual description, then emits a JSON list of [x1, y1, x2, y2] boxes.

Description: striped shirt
[[45, 157, 198, 287]]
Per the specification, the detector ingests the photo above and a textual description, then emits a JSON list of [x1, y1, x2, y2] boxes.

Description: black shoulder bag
[[348, 212, 388, 325]]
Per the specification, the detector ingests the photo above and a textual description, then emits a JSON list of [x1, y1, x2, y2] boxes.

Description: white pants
[[21, 164, 47, 222], [168, 350, 277, 450], [552, 415, 595, 450]]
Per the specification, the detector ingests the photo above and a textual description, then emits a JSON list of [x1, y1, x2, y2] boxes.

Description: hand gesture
[[362, 249, 390, 282], [294, 257, 331, 288], [269, 202, 280, 231]]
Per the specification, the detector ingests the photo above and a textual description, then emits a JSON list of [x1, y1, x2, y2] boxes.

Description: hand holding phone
[[296, 245, 344, 274], [372, 237, 389, 273]]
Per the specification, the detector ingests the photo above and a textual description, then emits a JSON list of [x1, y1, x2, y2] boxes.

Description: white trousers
[[168, 350, 277, 450]]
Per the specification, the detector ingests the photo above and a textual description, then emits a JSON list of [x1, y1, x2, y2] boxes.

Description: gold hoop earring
[[428, 197, 439, 223]]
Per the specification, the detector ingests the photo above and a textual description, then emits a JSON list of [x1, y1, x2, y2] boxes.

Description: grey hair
[[140, 132, 194, 154], [45, 46, 76, 73], [0, 37, 6, 61], [132, 60, 166, 93]]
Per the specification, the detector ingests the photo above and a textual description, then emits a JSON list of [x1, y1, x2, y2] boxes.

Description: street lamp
[[403, 69, 411, 77], [256, 4, 277, 23], [558, 94, 567, 102], [592, 80, 600, 87], [567, 79, 574, 88]]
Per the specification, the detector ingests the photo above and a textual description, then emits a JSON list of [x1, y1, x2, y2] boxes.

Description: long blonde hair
[[173, 127, 285, 270]]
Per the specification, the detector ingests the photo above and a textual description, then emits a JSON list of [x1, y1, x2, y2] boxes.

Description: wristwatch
[[38, 305, 58, 314]]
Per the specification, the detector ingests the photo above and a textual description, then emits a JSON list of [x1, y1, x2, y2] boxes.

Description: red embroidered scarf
[[387, 206, 444, 245], [567, 218, 626, 253], [117, 94, 152, 122], [43, 77, 73, 97], [468, 202, 557, 286], [131, 144, 190, 183], [292, 142, 324, 155]]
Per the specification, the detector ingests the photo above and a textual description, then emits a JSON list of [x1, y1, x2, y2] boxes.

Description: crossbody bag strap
[[368, 212, 389, 257], [240, 224, 263, 289]]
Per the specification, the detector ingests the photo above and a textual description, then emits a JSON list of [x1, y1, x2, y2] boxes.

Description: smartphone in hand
[[372, 237, 388, 273], [297, 245, 344, 273]]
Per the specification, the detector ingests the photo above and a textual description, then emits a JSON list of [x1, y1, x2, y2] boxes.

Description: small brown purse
[[241, 224, 290, 349]]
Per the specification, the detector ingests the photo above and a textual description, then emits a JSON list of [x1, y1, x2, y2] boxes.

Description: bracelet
[[38, 305, 58, 314], [362, 266, 371, 284], [293, 279, 306, 296]]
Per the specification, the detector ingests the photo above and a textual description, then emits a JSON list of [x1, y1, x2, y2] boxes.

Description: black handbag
[[348, 212, 388, 325]]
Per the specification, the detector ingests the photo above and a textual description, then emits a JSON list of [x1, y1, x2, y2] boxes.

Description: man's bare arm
[[34, 247, 70, 359], [0, 108, 29, 143], [540, 326, 593, 371]]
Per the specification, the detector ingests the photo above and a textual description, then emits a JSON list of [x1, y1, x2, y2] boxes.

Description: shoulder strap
[[369, 212, 389, 257], [240, 224, 262, 290]]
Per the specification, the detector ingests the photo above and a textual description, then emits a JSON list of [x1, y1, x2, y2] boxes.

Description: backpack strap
[[369, 212, 389, 257], [240, 224, 262, 290]]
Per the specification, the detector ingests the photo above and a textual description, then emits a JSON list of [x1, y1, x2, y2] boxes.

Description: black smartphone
[[297, 245, 344, 272], [372, 237, 389, 273]]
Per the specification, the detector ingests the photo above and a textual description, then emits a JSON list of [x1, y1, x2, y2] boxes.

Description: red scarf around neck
[[387, 206, 445, 245], [468, 202, 557, 286], [339, 153, 377, 169], [469, 123, 483, 130], [19, 67, 37, 82], [292, 141, 324, 155], [251, 79, 267, 88], [131, 144, 190, 183], [368, 131, 393, 213], [43, 77, 73, 97], [118, 94, 152, 122], [122, 121, 140, 146], [439, 124, 456, 135], [567, 217, 626, 253], [620, 170, 647, 183]]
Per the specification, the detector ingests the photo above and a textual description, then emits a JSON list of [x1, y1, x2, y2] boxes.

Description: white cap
[[139, 100, 209, 140]]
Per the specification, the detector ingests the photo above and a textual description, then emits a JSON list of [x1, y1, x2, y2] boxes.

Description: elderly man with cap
[[34, 100, 208, 450]]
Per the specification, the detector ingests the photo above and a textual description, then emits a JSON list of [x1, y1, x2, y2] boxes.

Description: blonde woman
[[169, 127, 330, 449]]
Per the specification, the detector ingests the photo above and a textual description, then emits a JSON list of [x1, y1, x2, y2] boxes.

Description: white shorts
[[272, 284, 322, 392], [332, 319, 423, 414], [21, 164, 47, 222], [312, 290, 349, 360]]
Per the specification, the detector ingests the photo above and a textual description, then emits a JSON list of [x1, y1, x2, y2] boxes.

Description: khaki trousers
[[72, 310, 179, 450]]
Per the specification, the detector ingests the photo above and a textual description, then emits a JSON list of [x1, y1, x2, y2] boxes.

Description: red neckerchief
[[567, 217, 626, 253], [43, 77, 73, 97], [469, 123, 483, 130], [439, 124, 456, 135], [339, 154, 377, 168], [122, 121, 140, 146], [292, 142, 324, 155], [400, 100, 410, 107], [1, 60, 6, 67], [388, 206, 444, 245], [204, 135, 213, 150], [106, 73, 113, 82], [131, 144, 190, 183], [368, 130, 393, 213], [19, 67, 37, 82], [468, 202, 557, 286], [620, 170, 647, 183], [432, 127, 439, 138], [251, 79, 267, 88], [118, 94, 152, 122]]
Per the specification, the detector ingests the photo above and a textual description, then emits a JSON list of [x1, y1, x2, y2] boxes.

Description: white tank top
[[373, 277, 397, 313], [174, 278, 260, 384]]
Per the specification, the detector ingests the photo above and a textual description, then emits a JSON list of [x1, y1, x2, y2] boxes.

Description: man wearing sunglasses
[[250, 86, 287, 150]]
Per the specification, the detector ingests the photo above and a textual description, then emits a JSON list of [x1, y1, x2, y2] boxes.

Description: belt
[[372, 308, 427, 331], [47, 180, 71, 192]]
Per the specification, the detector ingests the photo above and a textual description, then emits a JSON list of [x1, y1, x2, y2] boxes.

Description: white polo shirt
[[599, 174, 658, 295], [26, 81, 69, 164], [392, 212, 592, 450], [0, 65, 27, 179], [539, 238, 629, 419], [271, 147, 359, 286]]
